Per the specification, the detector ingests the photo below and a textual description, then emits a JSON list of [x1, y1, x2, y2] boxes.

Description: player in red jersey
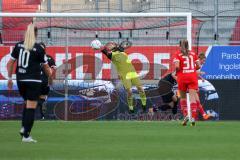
[[173, 39, 201, 126]]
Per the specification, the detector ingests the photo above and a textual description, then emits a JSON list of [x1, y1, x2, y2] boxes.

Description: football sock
[[174, 98, 179, 108], [21, 107, 27, 127], [139, 91, 147, 106], [172, 99, 179, 114], [196, 100, 206, 116], [127, 95, 134, 111], [180, 99, 187, 117], [190, 102, 198, 120], [23, 108, 35, 138], [38, 98, 46, 118]]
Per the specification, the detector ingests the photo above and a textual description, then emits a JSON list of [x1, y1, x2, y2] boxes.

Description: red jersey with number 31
[[173, 51, 199, 77]]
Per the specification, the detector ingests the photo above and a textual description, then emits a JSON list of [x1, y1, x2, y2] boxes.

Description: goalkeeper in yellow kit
[[99, 41, 147, 113]]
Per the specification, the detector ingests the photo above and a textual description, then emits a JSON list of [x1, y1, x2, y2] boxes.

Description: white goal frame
[[0, 12, 192, 121]]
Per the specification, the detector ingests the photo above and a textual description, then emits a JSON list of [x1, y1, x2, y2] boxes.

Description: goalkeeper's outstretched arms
[[94, 41, 118, 60], [98, 40, 132, 60]]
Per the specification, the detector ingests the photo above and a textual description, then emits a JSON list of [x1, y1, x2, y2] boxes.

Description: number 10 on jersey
[[18, 49, 30, 68]]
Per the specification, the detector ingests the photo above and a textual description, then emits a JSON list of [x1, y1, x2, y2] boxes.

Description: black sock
[[175, 98, 179, 107], [38, 98, 45, 118], [21, 107, 27, 127], [172, 99, 179, 114], [173, 101, 178, 108], [23, 108, 35, 138]]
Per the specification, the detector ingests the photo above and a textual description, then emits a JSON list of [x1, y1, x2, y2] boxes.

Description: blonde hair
[[24, 23, 37, 50]]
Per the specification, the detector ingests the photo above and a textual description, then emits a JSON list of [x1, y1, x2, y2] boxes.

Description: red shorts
[[177, 74, 198, 92]]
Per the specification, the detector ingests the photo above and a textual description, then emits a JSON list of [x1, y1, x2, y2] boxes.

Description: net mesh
[[0, 15, 203, 120], [1, 16, 202, 45]]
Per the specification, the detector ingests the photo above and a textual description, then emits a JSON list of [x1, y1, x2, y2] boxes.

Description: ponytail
[[180, 39, 189, 56], [24, 23, 37, 50]]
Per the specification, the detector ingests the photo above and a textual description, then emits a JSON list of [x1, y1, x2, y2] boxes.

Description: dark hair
[[180, 39, 189, 56], [198, 52, 206, 59], [105, 42, 118, 51], [39, 42, 46, 49]]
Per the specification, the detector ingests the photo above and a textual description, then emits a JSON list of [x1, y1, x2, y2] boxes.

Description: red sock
[[196, 100, 206, 116], [190, 103, 198, 120], [180, 99, 187, 117]]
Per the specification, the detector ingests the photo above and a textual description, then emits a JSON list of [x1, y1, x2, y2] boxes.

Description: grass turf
[[0, 121, 240, 160]]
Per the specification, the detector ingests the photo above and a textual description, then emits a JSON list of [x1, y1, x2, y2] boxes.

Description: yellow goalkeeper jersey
[[111, 51, 139, 81]]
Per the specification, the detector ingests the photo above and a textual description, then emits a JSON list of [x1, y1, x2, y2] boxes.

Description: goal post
[[0, 12, 194, 121]]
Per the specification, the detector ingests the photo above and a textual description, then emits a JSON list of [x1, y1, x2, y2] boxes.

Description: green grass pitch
[[0, 121, 240, 160]]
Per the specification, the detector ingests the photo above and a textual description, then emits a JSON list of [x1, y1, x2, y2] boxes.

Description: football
[[90, 39, 102, 50]]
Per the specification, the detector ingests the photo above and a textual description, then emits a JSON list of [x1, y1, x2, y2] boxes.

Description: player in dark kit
[[7, 23, 52, 143], [157, 72, 179, 114], [38, 42, 56, 119]]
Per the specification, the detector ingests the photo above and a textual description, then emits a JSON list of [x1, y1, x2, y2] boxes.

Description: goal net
[[0, 12, 203, 121]]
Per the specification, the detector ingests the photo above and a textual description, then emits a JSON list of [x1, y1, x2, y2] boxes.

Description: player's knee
[[168, 102, 174, 108], [172, 95, 178, 102], [189, 89, 197, 94], [26, 100, 38, 109], [179, 92, 186, 99]]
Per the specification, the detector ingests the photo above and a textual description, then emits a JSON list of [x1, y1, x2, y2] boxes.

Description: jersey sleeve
[[38, 46, 48, 64], [173, 53, 180, 63], [47, 55, 56, 67], [10, 43, 19, 60], [101, 47, 112, 60]]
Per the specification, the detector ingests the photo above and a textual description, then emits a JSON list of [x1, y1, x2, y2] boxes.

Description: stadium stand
[[230, 17, 240, 45], [0, 0, 239, 46], [1, 0, 41, 44]]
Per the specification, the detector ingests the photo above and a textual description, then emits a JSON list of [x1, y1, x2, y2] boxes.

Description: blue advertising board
[[202, 46, 240, 79]]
